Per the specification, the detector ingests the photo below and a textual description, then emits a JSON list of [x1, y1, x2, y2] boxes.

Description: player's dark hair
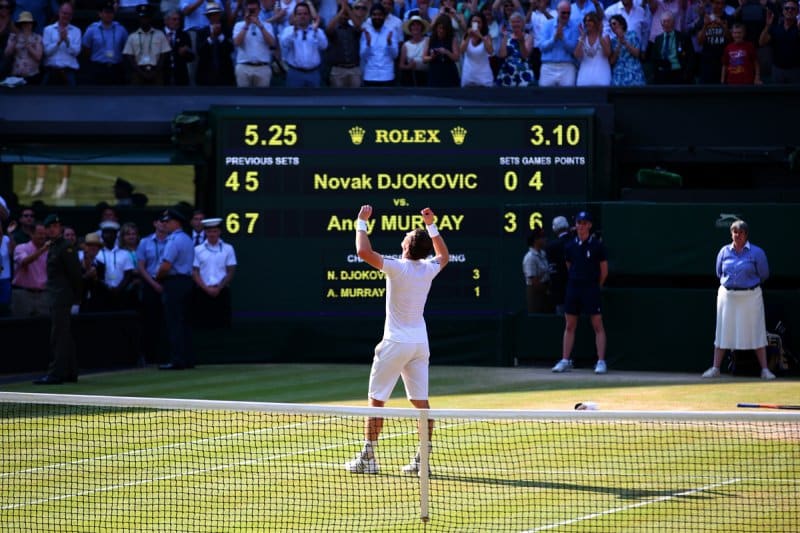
[[408, 228, 433, 260]]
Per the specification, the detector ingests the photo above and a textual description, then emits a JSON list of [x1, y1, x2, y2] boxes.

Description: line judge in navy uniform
[[551, 211, 609, 375], [156, 208, 195, 370], [34, 214, 82, 385]]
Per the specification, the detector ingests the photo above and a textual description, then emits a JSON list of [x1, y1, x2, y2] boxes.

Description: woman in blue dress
[[495, 12, 534, 87], [608, 14, 646, 87]]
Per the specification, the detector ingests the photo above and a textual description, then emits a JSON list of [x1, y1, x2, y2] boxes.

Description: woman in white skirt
[[702, 220, 775, 379]]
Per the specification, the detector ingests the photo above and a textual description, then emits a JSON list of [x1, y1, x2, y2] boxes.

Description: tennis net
[[1, 392, 798, 532]]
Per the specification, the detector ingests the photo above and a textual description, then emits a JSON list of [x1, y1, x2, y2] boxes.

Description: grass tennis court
[[1, 366, 799, 531]]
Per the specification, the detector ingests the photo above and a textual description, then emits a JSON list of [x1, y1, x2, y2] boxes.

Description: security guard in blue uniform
[[34, 214, 83, 385]]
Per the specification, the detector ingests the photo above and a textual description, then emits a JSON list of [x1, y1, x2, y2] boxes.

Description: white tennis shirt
[[380, 257, 442, 344]]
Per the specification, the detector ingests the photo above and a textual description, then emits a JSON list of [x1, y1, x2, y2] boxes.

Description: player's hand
[[358, 205, 373, 221], [421, 207, 435, 225]]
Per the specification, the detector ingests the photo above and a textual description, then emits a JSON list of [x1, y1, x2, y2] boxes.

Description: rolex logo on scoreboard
[[450, 126, 467, 145], [348, 126, 366, 145], [348, 125, 468, 145]]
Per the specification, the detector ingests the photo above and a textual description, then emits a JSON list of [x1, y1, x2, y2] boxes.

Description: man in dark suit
[[163, 9, 195, 85], [649, 10, 695, 84], [195, 1, 235, 85]]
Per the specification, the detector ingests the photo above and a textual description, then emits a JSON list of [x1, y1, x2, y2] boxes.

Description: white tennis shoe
[[401, 458, 420, 475], [761, 368, 776, 380], [701, 367, 721, 378], [552, 359, 572, 373], [594, 360, 607, 374], [345, 454, 379, 474]]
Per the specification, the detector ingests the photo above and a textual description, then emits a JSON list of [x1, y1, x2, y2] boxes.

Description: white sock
[[362, 440, 377, 457]]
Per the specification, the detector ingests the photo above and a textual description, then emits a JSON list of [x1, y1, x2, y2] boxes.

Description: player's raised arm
[[421, 207, 449, 270], [355, 205, 384, 270]]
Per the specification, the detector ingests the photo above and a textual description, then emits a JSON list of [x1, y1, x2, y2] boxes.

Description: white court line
[[522, 478, 742, 532]]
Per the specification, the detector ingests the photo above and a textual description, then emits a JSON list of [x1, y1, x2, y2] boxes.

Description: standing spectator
[[326, 0, 366, 88], [460, 11, 494, 86], [11, 221, 49, 317], [403, 0, 438, 24], [546, 215, 571, 315], [12, 0, 57, 36], [360, 3, 399, 86], [399, 14, 430, 85], [95, 220, 135, 310], [82, 1, 128, 85], [722, 22, 760, 83], [608, 13, 646, 84], [62, 225, 76, 245], [33, 214, 82, 385], [4, 11, 44, 85], [0, 218, 11, 316], [163, 9, 195, 85], [493, 0, 523, 32], [702, 220, 775, 380], [495, 11, 534, 85], [137, 214, 168, 364], [233, 0, 277, 87], [603, 0, 648, 52], [648, 0, 686, 43], [41, 1, 81, 85], [123, 4, 171, 85], [758, 0, 800, 84], [648, 10, 695, 83], [367, 0, 404, 36], [0, 0, 10, 79], [191, 217, 237, 329], [117, 0, 144, 32], [156, 208, 196, 370], [279, 2, 328, 87], [190, 209, 205, 245], [529, 0, 556, 80], [78, 232, 105, 312], [344, 205, 448, 475], [575, 10, 611, 85], [424, 14, 460, 86], [479, 1, 502, 75], [693, 0, 732, 84], [569, 0, 604, 27], [195, 1, 236, 85], [10, 206, 36, 244], [551, 211, 609, 374], [522, 228, 551, 313], [538, 1, 579, 86]]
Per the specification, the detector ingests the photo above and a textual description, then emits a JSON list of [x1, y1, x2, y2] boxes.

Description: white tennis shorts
[[368, 339, 430, 402]]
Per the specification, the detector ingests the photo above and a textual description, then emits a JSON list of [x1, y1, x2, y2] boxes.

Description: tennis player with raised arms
[[345, 205, 449, 475]]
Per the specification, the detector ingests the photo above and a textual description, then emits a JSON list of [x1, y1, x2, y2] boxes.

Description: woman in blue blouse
[[608, 15, 645, 87]]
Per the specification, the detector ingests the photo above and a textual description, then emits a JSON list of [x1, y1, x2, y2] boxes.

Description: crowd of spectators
[[1, 0, 798, 86]]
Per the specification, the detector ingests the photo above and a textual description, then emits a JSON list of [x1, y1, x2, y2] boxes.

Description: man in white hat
[[191, 217, 237, 329], [96, 219, 135, 309], [195, 1, 235, 85]]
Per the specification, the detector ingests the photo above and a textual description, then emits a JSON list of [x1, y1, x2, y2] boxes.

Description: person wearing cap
[[78, 231, 105, 312], [399, 14, 430, 85], [522, 227, 551, 314], [33, 214, 82, 385], [123, 4, 171, 85], [325, 0, 366, 88], [546, 215, 571, 315], [156, 208, 196, 370], [191, 217, 237, 329], [360, 3, 399, 86], [4, 10, 43, 84], [702, 219, 775, 380], [162, 9, 195, 86], [41, 1, 81, 85], [95, 219, 136, 309], [195, 1, 235, 85], [279, 2, 328, 87], [232, 0, 276, 87], [11, 220, 49, 317], [137, 214, 169, 364], [81, 1, 128, 85], [552, 210, 609, 374]]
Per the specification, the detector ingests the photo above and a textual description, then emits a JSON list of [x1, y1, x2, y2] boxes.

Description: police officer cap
[[43, 214, 61, 227], [575, 211, 592, 223], [160, 208, 187, 223], [136, 3, 151, 16], [202, 217, 223, 229], [99, 220, 121, 231], [205, 1, 223, 14]]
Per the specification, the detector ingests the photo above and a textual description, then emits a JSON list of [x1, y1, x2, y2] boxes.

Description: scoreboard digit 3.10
[[213, 106, 594, 317]]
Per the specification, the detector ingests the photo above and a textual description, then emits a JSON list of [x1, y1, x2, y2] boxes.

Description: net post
[[418, 408, 430, 523]]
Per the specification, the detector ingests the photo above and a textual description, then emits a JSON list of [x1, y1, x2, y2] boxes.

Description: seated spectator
[[196, 1, 235, 85], [495, 12, 534, 86], [42, 1, 81, 85], [233, 0, 277, 87], [424, 14, 460, 86], [162, 9, 194, 86], [123, 4, 171, 85], [81, 1, 128, 85], [4, 11, 43, 85], [609, 13, 645, 85], [279, 2, 328, 87], [460, 12, 494, 86], [326, 0, 366, 88], [575, 10, 611, 86], [11, 221, 49, 318], [758, 1, 800, 84], [399, 14, 430, 86], [693, 0, 732, 84], [192, 217, 237, 329], [722, 22, 761, 84], [648, 10, 695, 84], [360, 3, 399, 86]]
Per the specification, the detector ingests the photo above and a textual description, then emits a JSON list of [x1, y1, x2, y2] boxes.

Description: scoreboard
[[213, 106, 594, 317]]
